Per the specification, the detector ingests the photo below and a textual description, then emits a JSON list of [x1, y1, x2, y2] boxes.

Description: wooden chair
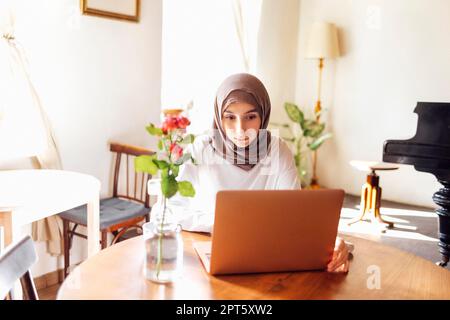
[[0, 235, 38, 300], [59, 142, 155, 278]]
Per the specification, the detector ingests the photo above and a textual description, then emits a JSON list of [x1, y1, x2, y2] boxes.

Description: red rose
[[177, 116, 191, 129], [160, 115, 190, 134], [162, 116, 179, 132], [162, 123, 168, 134], [169, 143, 183, 161]]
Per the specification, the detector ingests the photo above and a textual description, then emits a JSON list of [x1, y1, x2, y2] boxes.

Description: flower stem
[[156, 196, 167, 279]]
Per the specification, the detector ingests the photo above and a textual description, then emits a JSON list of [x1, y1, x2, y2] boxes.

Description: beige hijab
[[211, 73, 271, 171]]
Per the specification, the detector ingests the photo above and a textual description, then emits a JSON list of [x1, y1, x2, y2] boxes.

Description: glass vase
[[143, 196, 183, 284]]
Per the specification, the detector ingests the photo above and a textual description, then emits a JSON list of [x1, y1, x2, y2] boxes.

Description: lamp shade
[[305, 22, 340, 59]]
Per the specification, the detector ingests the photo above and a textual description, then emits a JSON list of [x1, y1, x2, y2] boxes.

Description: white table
[[0, 169, 101, 257]]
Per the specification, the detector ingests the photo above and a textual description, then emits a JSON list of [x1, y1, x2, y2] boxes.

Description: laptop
[[194, 189, 345, 275]]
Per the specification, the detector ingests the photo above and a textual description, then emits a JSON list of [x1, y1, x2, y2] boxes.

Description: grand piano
[[383, 102, 450, 267]]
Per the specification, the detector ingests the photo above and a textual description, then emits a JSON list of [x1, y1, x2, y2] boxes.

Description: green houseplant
[[272, 102, 332, 188]]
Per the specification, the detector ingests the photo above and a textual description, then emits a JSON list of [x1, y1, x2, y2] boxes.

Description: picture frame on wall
[[80, 0, 140, 22]]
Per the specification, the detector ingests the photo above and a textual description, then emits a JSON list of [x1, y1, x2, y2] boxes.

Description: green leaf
[[161, 167, 169, 179], [153, 159, 169, 169], [170, 164, 180, 177], [174, 152, 192, 165], [303, 120, 325, 138], [157, 139, 164, 150], [178, 181, 195, 197], [270, 122, 290, 128], [308, 132, 333, 150], [180, 134, 196, 144], [294, 154, 300, 167], [146, 123, 163, 136], [161, 175, 178, 198], [134, 155, 158, 175], [284, 103, 304, 125]]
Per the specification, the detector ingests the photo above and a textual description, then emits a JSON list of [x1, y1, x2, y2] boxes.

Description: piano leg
[[433, 180, 450, 268]]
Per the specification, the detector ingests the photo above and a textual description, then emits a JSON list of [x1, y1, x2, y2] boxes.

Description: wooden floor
[[340, 194, 443, 265], [38, 284, 60, 300], [37, 193, 446, 300]]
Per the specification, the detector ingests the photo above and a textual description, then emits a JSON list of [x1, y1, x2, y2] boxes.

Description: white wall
[[294, 0, 450, 207], [0, 0, 162, 277], [256, 0, 300, 125]]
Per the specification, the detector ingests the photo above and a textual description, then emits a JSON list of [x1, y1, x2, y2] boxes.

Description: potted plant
[[271, 103, 332, 188]]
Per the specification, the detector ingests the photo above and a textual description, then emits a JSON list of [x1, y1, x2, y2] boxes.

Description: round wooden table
[[57, 232, 450, 300]]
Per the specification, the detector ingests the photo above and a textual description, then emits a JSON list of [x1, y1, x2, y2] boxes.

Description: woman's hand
[[327, 237, 350, 273]]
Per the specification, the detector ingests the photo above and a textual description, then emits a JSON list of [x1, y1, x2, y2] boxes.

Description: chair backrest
[[110, 142, 155, 208], [0, 235, 38, 300]]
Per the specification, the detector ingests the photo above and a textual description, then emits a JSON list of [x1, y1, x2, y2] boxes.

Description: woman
[[172, 73, 349, 273]]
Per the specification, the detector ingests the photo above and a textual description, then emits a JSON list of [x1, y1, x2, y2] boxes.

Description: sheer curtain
[[232, 0, 263, 74], [161, 0, 262, 134], [0, 11, 64, 256]]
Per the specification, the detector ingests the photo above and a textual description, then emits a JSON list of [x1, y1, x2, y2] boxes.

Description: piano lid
[[383, 102, 450, 180]]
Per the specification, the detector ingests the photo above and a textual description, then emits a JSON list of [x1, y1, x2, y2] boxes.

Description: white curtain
[[0, 11, 64, 256], [231, 0, 263, 74], [161, 0, 263, 134]]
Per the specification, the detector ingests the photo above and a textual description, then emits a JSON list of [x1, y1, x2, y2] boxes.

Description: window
[[161, 0, 262, 133]]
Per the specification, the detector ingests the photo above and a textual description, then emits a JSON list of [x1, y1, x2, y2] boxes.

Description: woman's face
[[222, 102, 262, 148]]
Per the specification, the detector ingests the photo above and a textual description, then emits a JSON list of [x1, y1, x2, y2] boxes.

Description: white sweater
[[168, 134, 301, 233]]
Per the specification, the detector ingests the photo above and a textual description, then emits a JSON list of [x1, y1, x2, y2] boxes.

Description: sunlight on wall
[[161, 0, 262, 134]]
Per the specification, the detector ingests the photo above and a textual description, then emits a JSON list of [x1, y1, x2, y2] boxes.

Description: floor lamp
[[305, 21, 340, 188]]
